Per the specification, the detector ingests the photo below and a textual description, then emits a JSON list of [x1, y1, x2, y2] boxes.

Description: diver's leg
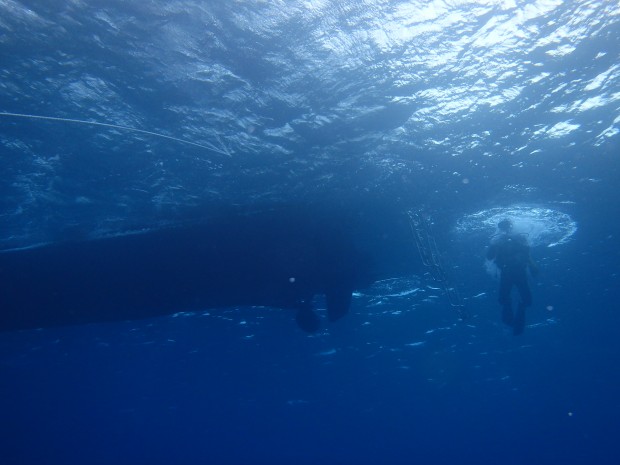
[[499, 273, 513, 326], [512, 273, 531, 335], [515, 274, 533, 307]]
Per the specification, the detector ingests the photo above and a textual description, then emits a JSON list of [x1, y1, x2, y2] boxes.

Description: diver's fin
[[326, 288, 352, 322], [296, 307, 320, 333], [502, 304, 514, 327], [513, 304, 526, 335]]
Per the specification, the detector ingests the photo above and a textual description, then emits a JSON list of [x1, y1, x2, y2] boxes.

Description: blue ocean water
[[1, 1, 619, 464]]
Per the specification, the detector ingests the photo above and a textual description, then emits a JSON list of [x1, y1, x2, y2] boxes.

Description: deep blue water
[[1, 1, 619, 464]]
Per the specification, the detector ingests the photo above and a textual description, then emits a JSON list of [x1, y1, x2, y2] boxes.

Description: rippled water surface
[[1, 1, 619, 464]]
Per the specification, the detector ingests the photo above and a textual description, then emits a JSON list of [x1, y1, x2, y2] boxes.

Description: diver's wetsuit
[[487, 232, 533, 335]]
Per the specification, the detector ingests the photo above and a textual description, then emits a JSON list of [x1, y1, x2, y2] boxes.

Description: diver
[[486, 218, 538, 335]]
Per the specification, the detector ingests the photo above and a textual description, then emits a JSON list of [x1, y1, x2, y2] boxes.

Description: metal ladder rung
[[408, 210, 465, 315]]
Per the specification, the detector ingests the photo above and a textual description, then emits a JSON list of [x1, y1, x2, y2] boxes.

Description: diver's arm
[[528, 256, 539, 277]]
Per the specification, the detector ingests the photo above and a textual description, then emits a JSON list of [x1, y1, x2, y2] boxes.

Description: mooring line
[[0, 111, 231, 156]]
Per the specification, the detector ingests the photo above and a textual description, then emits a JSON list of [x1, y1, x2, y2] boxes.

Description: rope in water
[[0, 111, 231, 156]]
